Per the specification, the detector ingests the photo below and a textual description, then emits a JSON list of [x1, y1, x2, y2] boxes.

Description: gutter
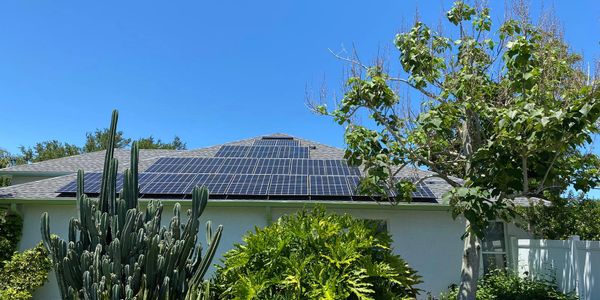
[[0, 171, 73, 177], [0, 197, 451, 211]]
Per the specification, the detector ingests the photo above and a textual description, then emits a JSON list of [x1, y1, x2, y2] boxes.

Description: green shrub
[[214, 208, 422, 299], [441, 269, 578, 300], [0, 211, 23, 264], [0, 242, 52, 300]]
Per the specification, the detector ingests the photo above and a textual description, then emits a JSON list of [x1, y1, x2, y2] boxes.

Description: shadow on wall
[[516, 238, 599, 300]]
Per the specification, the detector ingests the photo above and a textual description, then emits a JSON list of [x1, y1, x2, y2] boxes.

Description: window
[[481, 221, 507, 273]]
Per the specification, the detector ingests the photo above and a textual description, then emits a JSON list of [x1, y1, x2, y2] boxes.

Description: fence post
[[508, 236, 518, 272]]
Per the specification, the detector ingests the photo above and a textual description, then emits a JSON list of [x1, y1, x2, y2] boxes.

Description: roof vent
[[261, 136, 294, 140]]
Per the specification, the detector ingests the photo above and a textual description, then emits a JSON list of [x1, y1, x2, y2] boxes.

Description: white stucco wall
[[14, 202, 531, 299]]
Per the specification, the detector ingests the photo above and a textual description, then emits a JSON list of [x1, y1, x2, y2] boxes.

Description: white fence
[[509, 237, 600, 300]]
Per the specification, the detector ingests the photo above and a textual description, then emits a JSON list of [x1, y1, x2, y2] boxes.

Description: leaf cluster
[[0, 242, 52, 300], [517, 193, 600, 240], [214, 208, 422, 299], [441, 269, 578, 300], [0, 211, 23, 265]]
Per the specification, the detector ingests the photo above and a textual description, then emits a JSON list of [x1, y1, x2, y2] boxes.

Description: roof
[[0, 134, 454, 204]]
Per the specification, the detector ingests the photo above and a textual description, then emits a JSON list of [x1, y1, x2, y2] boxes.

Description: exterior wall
[[15, 202, 532, 299]]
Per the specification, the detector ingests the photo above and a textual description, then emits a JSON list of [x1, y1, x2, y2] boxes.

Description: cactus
[[41, 110, 223, 300]]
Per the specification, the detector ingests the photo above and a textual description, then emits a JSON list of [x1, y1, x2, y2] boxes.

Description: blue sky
[[0, 0, 598, 154]]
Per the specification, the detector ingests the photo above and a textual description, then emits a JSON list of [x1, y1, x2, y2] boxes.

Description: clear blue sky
[[0, 1, 598, 154]]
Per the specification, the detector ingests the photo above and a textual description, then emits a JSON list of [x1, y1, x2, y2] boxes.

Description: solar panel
[[269, 175, 308, 195], [57, 172, 124, 194], [225, 174, 271, 195], [309, 175, 352, 196], [247, 146, 278, 158], [140, 173, 198, 194], [253, 139, 300, 147], [218, 158, 258, 174], [254, 159, 290, 174], [346, 176, 436, 199], [191, 174, 234, 194], [214, 145, 250, 158]]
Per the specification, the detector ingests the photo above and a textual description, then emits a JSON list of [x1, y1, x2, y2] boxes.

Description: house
[[0, 134, 533, 299]]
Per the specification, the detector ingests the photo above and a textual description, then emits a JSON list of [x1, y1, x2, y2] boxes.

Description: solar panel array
[[57, 139, 436, 200]]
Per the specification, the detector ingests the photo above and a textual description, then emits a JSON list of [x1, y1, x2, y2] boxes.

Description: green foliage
[[0, 211, 23, 264], [214, 208, 421, 299], [41, 110, 222, 299], [136, 135, 187, 150], [441, 270, 578, 300], [517, 194, 600, 240], [83, 128, 131, 152], [0, 242, 52, 300], [318, 2, 598, 296], [318, 0, 599, 237], [19, 140, 82, 163]]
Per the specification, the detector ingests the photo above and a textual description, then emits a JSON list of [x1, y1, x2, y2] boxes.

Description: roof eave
[[0, 171, 74, 177], [0, 197, 450, 211]]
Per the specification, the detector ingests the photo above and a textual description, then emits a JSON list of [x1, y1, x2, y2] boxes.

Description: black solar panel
[[57, 172, 124, 194], [269, 175, 308, 195], [254, 159, 290, 174], [214, 145, 250, 157], [310, 175, 352, 196], [218, 158, 258, 174], [346, 176, 436, 199], [215, 145, 309, 159], [140, 173, 198, 194], [226, 174, 271, 195], [247, 146, 278, 158], [253, 139, 300, 147], [191, 174, 233, 194]]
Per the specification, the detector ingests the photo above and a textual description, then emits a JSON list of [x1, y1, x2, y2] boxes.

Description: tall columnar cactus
[[41, 110, 223, 300]]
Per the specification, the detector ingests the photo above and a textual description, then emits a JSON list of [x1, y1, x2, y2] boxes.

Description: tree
[[315, 2, 599, 299], [83, 128, 131, 152], [136, 135, 187, 150], [517, 193, 600, 240], [18, 140, 82, 163]]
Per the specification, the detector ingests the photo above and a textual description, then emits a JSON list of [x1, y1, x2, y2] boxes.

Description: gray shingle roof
[[0, 134, 456, 202]]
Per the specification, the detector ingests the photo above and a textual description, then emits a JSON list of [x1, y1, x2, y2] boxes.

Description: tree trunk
[[457, 222, 481, 300]]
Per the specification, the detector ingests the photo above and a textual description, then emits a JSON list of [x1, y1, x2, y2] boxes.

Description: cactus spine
[[41, 110, 222, 299]]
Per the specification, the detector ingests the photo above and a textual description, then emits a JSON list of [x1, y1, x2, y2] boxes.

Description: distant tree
[[136, 135, 187, 150], [83, 128, 131, 152], [518, 193, 600, 240], [315, 2, 599, 299], [18, 141, 81, 163]]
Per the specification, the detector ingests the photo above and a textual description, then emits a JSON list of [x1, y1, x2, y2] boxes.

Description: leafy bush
[[441, 270, 578, 300], [214, 208, 422, 299], [0, 242, 52, 300], [517, 194, 600, 240], [0, 211, 23, 265]]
